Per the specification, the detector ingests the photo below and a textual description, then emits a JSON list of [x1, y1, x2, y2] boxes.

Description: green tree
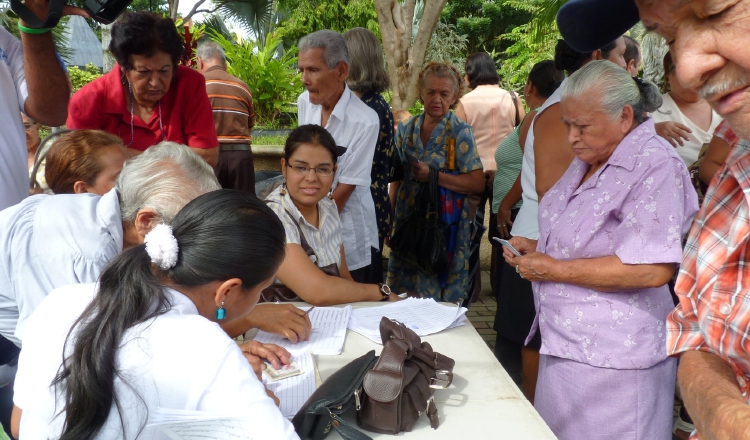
[[274, 0, 379, 43], [68, 62, 102, 92], [441, 0, 532, 56]]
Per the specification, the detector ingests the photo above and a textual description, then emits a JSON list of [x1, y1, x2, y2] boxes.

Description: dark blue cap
[[557, 0, 640, 52]]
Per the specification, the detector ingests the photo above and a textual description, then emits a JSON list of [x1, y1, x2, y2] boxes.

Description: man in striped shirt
[[197, 41, 256, 193]]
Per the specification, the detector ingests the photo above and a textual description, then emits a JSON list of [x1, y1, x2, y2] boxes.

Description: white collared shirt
[[0, 26, 30, 212], [14, 284, 299, 439], [0, 188, 123, 346], [297, 85, 379, 270]]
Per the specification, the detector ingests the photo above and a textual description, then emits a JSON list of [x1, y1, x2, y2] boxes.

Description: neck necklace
[[123, 85, 167, 147]]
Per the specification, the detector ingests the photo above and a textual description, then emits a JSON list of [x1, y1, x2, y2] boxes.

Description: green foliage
[[128, 0, 169, 14], [210, 30, 302, 126], [424, 22, 468, 69], [497, 0, 557, 93], [274, 0, 379, 43], [252, 134, 288, 145], [0, 7, 73, 63], [441, 0, 532, 56], [68, 63, 102, 93]]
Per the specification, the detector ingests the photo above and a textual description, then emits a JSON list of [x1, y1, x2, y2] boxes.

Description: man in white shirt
[[296, 30, 381, 283], [0, 0, 83, 213]]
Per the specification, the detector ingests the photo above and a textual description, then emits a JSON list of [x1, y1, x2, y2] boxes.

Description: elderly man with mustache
[[557, 1, 750, 439]]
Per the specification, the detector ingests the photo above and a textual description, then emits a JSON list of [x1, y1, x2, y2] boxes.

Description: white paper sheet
[[262, 350, 316, 418], [253, 306, 351, 355], [347, 298, 467, 344]]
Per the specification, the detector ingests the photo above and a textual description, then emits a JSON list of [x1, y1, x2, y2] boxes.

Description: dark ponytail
[[53, 190, 286, 440], [554, 39, 592, 75]]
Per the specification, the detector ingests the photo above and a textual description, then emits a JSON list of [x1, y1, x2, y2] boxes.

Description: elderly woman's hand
[[502, 236, 537, 260], [505, 251, 557, 283], [411, 160, 430, 182]]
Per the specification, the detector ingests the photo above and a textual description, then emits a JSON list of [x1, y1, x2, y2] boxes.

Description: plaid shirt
[[667, 139, 750, 405], [714, 120, 740, 147]]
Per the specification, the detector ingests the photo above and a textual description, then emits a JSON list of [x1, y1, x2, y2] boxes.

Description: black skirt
[[493, 252, 541, 349]]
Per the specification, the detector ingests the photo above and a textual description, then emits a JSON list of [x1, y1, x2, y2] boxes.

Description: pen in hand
[[303, 306, 315, 317]]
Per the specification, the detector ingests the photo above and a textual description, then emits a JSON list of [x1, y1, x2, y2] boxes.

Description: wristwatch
[[378, 284, 392, 301]]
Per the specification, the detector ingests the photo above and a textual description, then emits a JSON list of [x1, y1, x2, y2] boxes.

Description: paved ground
[[468, 271, 497, 351]]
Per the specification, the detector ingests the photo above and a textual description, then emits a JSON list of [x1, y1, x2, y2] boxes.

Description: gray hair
[[299, 30, 349, 69], [117, 142, 221, 225], [196, 41, 226, 65], [344, 27, 390, 94], [561, 60, 662, 124]]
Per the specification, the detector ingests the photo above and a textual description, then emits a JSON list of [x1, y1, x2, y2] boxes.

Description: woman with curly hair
[[66, 12, 219, 166], [387, 62, 484, 302]]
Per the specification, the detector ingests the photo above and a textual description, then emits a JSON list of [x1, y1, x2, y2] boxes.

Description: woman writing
[[67, 12, 218, 167], [44, 130, 130, 196], [263, 125, 399, 305], [388, 62, 484, 303], [11, 190, 298, 439], [505, 61, 698, 439]]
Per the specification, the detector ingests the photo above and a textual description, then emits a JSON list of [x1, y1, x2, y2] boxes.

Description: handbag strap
[[330, 411, 374, 440], [510, 91, 521, 127], [265, 200, 321, 265]]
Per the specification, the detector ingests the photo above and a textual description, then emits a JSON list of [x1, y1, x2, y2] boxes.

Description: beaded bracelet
[[17, 23, 52, 34]]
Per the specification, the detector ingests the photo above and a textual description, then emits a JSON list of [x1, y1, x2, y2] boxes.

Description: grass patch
[[253, 135, 288, 146]]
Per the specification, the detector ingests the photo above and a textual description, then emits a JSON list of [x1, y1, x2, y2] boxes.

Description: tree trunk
[[375, 0, 447, 110], [169, 0, 180, 20], [101, 24, 115, 73]]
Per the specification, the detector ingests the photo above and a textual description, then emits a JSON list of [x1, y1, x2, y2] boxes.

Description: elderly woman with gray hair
[[504, 60, 699, 439]]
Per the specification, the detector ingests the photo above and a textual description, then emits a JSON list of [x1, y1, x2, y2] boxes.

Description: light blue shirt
[[0, 188, 123, 346]]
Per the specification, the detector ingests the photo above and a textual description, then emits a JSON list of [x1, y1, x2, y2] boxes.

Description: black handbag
[[292, 351, 378, 440], [390, 166, 449, 275]]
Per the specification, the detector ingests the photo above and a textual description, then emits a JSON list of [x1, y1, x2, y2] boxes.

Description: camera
[[10, 0, 133, 28]]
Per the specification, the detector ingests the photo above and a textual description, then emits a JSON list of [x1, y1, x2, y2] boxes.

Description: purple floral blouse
[[528, 119, 699, 370]]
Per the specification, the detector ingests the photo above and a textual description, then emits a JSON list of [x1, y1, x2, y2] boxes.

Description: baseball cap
[[557, 0, 641, 52]]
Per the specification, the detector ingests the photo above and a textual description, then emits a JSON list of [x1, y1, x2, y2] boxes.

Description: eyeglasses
[[287, 164, 334, 177]]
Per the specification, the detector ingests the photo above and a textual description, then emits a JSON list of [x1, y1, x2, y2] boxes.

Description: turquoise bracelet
[[17, 23, 52, 34]]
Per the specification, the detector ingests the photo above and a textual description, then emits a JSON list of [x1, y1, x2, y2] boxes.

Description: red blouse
[[67, 65, 218, 152]]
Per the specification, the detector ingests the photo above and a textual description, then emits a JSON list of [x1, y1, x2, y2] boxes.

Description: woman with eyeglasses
[[262, 125, 400, 305], [66, 12, 219, 167]]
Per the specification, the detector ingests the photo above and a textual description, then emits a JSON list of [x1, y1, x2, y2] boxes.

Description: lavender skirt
[[534, 355, 676, 440]]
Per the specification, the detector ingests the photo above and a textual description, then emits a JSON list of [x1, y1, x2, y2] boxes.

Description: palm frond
[[216, 0, 274, 40]]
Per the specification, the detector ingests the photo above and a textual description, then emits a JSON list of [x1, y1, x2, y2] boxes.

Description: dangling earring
[[280, 179, 287, 196], [328, 188, 334, 200], [215, 300, 226, 320]]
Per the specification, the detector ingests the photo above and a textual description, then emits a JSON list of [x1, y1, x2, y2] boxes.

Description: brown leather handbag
[[357, 317, 455, 434], [260, 202, 340, 303]]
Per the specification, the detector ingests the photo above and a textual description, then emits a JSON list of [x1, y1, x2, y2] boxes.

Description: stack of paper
[[147, 409, 261, 440], [348, 298, 467, 344], [263, 350, 316, 418], [253, 306, 351, 355]]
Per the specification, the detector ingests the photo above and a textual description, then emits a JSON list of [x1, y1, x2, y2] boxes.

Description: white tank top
[[510, 78, 566, 240]]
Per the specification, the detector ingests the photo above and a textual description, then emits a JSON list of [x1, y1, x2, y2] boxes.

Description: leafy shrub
[[68, 63, 102, 93], [210, 31, 302, 127]]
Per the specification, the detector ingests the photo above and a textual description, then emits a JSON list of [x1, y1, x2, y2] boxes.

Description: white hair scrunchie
[[144, 224, 179, 270]]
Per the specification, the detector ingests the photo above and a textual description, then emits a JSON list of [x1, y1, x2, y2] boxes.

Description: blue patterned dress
[[387, 112, 482, 302]]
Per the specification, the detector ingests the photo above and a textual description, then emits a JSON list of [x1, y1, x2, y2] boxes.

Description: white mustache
[[700, 78, 749, 100]]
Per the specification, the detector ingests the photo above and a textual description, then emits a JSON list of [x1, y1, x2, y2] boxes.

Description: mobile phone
[[492, 237, 522, 257]]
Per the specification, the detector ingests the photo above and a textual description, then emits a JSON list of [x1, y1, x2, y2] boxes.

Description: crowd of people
[[1, 0, 750, 438]]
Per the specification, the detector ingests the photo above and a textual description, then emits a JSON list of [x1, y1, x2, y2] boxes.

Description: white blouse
[[14, 283, 299, 440]]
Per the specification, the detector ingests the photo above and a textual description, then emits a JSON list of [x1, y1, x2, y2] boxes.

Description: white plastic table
[[252, 302, 557, 440]]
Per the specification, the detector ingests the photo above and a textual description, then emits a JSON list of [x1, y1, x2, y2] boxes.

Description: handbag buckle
[[354, 386, 362, 411], [430, 370, 453, 389]]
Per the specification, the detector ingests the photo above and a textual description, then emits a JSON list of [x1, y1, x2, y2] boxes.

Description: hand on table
[[655, 121, 692, 147], [239, 340, 292, 380], [247, 303, 312, 343]]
